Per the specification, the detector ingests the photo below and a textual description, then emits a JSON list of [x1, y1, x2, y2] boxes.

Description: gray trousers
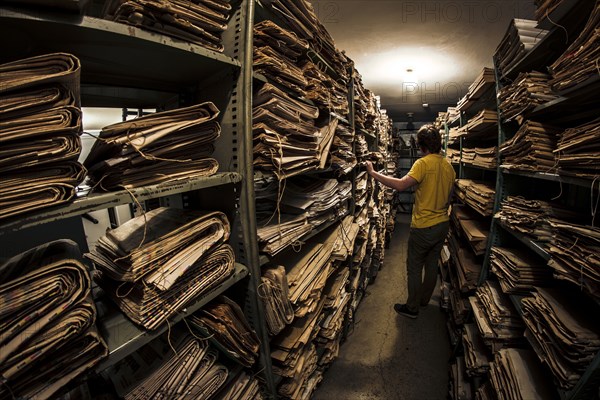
[[406, 221, 449, 312]]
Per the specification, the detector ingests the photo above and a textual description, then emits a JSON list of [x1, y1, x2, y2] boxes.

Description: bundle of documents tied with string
[[254, 174, 311, 256], [455, 179, 495, 217], [462, 323, 492, 377], [451, 204, 490, 257], [87, 207, 235, 330], [354, 72, 369, 132], [489, 348, 559, 400], [469, 281, 525, 352], [255, 19, 349, 116], [259, 265, 295, 336], [549, 2, 600, 92], [447, 224, 481, 293], [272, 242, 334, 318], [252, 82, 338, 179], [0, 53, 86, 221], [103, 0, 233, 52], [281, 176, 351, 226], [84, 102, 220, 191], [254, 20, 310, 98], [547, 219, 600, 302], [457, 67, 495, 112], [301, 59, 349, 116], [255, 176, 350, 255], [495, 196, 584, 243], [187, 296, 260, 368], [315, 267, 351, 368], [328, 122, 357, 176], [213, 368, 264, 400], [494, 19, 548, 78], [0, 240, 108, 400], [259, 0, 350, 85], [110, 328, 232, 399], [271, 301, 325, 399], [521, 287, 600, 390], [461, 145, 497, 169], [498, 72, 559, 122], [490, 245, 553, 294], [554, 117, 600, 177], [500, 120, 561, 171]]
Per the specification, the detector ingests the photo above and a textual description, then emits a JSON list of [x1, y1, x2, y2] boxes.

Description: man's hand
[[364, 160, 374, 175]]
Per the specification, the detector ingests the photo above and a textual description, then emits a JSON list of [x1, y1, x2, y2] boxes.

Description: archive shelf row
[[0, 1, 394, 399], [442, 1, 600, 398]]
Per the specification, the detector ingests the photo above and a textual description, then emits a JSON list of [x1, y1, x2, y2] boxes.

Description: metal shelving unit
[[1, 2, 394, 399], [0, 0, 272, 397], [476, 6, 600, 396]]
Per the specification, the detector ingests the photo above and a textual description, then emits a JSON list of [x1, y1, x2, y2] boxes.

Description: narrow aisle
[[314, 215, 451, 400]]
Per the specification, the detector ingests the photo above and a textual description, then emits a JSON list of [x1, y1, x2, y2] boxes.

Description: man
[[365, 124, 455, 318]]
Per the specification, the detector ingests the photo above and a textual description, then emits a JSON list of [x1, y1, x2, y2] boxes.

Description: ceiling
[[316, 0, 536, 122]]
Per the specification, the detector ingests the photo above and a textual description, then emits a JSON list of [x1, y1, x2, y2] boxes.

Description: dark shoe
[[394, 303, 418, 319]]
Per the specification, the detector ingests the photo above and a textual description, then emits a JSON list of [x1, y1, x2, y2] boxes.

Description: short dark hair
[[416, 124, 442, 154]]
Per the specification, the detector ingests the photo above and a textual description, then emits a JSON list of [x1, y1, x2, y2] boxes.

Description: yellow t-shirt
[[407, 153, 456, 228]]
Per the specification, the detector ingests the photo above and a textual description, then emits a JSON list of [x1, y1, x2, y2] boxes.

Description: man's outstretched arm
[[364, 161, 418, 192]]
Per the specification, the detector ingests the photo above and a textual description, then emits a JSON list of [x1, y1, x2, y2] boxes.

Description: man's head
[[416, 124, 442, 154]]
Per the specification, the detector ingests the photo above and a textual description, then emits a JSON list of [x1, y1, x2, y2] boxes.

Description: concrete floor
[[314, 214, 451, 400]]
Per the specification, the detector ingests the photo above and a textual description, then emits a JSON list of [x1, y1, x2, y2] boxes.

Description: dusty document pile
[[522, 287, 600, 389], [451, 204, 490, 257], [0, 240, 108, 399], [315, 267, 350, 368], [259, 265, 295, 336], [84, 102, 221, 190], [275, 242, 334, 318], [254, 20, 309, 98], [88, 207, 235, 330], [462, 323, 492, 377], [260, 0, 350, 84], [455, 179, 495, 217], [554, 118, 600, 177], [110, 329, 230, 399], [104, 0, 233, 52], [252, 83, 339, 178], [457, 67, 495, 112], [495, 196, 582, 242], [461, 145, 497, 169], [270, 303, 324, 399], [547, 220, 600, 302], [188, 296, 260, 368], [328, 122, 357, 175], [494, 19, 548, 77], [490, 246, 553, 294], [0, 53, 86, 220], [447, 226, 481, 293], [549, 3, 600, 91], [489, 348, 558, 400], [500, 121, 561, 171], [498, 72, 559, 122], [469, 281, 525, 351], [463, 109, 498, 140], [255, 176, 350, 255]]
